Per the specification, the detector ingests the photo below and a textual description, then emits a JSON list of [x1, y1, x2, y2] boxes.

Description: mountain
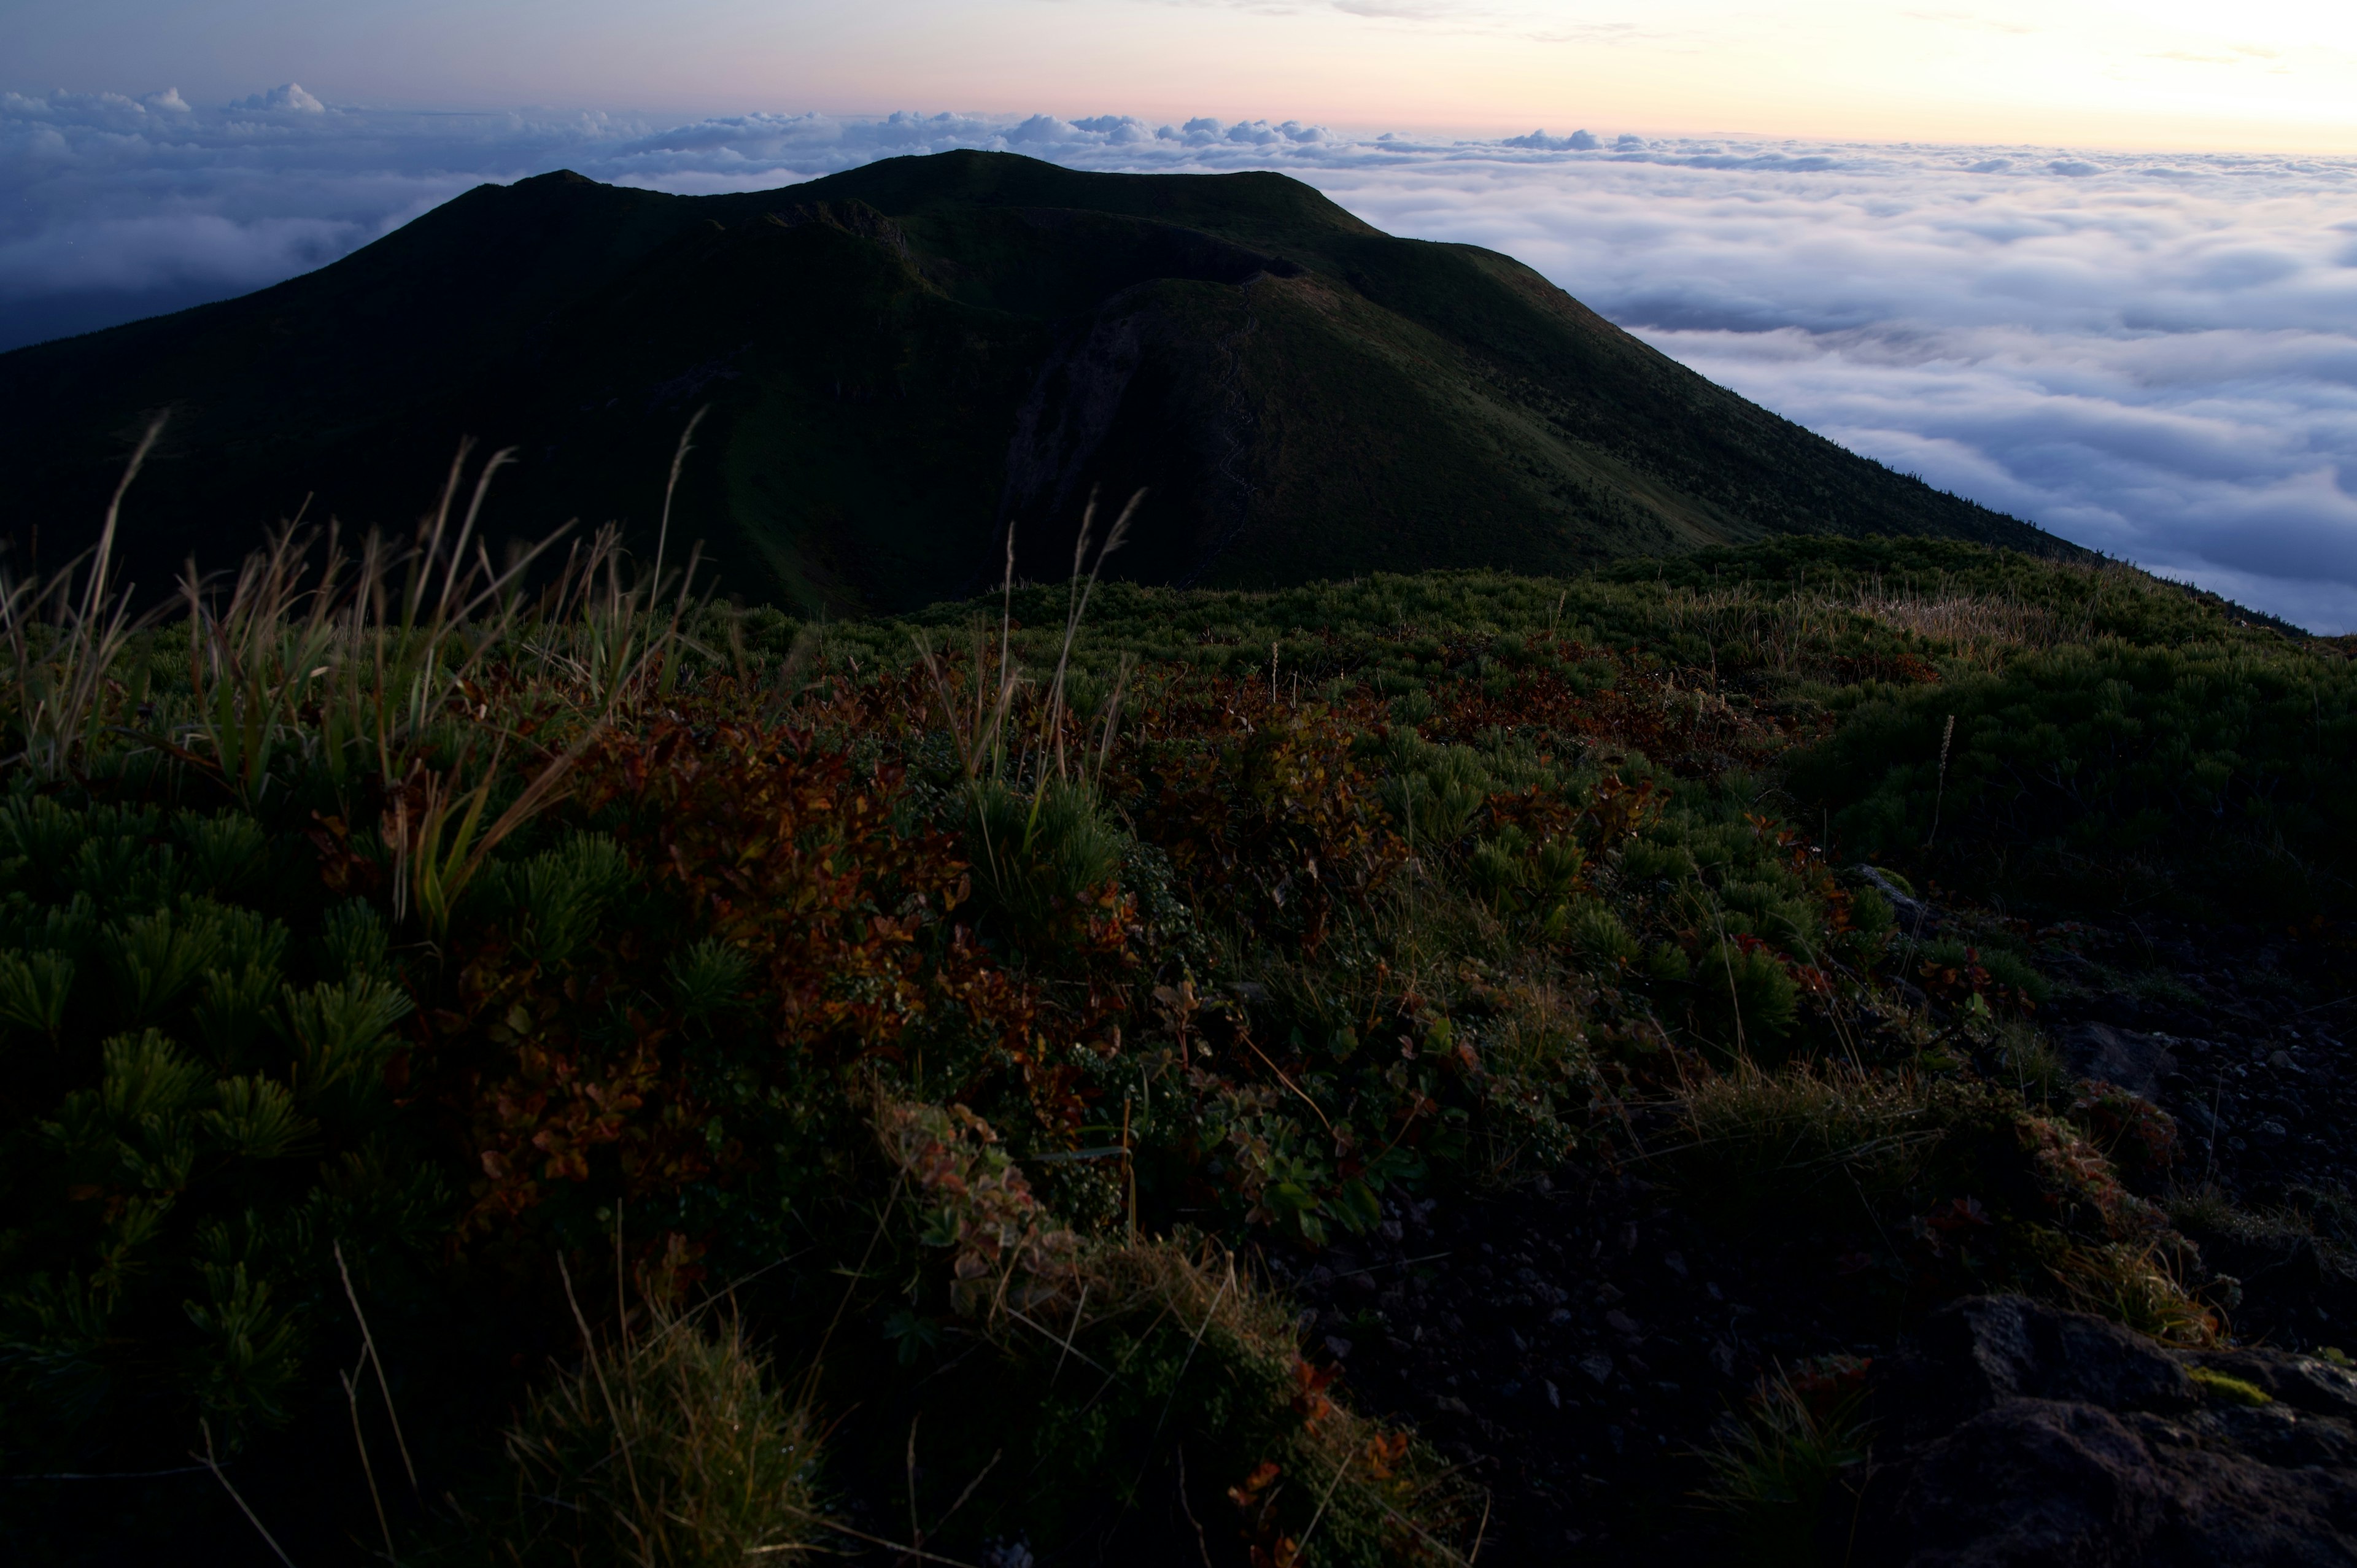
[[0, 152, 2071, 611]]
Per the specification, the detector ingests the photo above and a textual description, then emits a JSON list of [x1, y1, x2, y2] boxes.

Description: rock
[[1850, 1296, 2357, 1566], [1854, 864, 1930, 925], [1857, 1398, 2170, 1565], [2062, 1023, 2180, 1100], [1873, 1294, 2195, 1441]]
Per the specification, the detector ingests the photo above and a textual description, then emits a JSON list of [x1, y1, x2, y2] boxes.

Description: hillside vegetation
[[0, 152, 2067, 614], [1, 485, 2348, 1562]]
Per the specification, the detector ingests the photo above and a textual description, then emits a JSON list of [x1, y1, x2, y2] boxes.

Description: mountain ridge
[[0, 151, 2073, 611]]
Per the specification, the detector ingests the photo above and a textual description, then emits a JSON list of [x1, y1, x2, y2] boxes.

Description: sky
[[10, 0, 2357, 151], [4, 2, 2356, 628]]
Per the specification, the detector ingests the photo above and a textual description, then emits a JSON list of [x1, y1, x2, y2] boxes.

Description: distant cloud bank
[[4, 87, 2354, 630]]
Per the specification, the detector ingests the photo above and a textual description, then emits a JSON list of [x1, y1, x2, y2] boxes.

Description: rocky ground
[[1851, 1293, 2357, 1564], [2035, 913, 2357, 1351], [1270, 900, 2357, 1564], [1269, 1172, 1879, 1561]]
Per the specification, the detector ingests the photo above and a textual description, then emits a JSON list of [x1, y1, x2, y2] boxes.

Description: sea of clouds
[[6, 88, 2355, 630]]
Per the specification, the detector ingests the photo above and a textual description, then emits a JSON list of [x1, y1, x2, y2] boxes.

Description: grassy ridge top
[[784, 150, 1387, 244], [1, 152, 2068, 618], [878, 533, 2303, 653], [803, 533, 2351, 922]]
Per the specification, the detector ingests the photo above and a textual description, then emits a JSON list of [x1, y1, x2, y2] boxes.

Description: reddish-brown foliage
[[413, 718, 1088, 1238], [1123, 683, 1407, 952]]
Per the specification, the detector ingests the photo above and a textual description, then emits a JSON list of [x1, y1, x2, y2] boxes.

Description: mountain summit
[[0, 152, 2065, 610]]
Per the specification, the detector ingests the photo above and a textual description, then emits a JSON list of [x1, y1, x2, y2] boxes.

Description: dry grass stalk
[[195, 1417, 298, 1568], [134, 439, 704, 932], [335, 1240, 419, 1518], [2048, 1238, 2218, 1346], [0, 414, 168, 779], [1850, 590, 2061, 663], [1665, 1060, 1943, 1210], [915, 518, 1024, 785], [1044, 485, 1142, 780], [160, 429, 706, 823]]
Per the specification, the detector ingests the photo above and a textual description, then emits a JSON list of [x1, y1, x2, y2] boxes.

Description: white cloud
[[234, 83, 326, 114], [0, 212, 357, 295], [1, 89, 2353, 629], [1503, 129, 1598, 150], [1298, 145, 2357, 627]]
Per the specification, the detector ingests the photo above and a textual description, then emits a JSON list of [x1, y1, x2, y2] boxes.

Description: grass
[[1665, 1064, 1941, 1229], [1697, 1356, 1873, 1566], [0, 415, 163, 784], [1, 455, 2331, 1561], [497, 1284, 824, 1566]]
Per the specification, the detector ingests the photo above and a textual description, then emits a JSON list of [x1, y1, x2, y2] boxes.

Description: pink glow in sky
[[7, 0, 2357, 152]]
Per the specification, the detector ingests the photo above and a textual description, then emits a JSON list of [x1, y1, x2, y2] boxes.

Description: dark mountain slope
[[0, 151, 2070, 611]]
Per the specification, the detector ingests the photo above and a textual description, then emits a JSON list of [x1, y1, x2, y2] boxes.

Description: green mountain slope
[[0, 152, 2071, 611]]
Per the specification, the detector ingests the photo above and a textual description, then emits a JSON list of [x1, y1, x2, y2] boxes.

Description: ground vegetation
[[2, 471, 2350, 1563]]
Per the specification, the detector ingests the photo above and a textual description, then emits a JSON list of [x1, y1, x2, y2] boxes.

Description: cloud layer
[[5, 87, 2354, 630]]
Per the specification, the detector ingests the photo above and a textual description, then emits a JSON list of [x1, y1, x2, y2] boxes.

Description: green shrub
[[0, 793, 437, 1457], [668, 937, 754, 1022], [1567, 902, 1640, 971], [1692, 940, 1801, 1056], [1381, 741, 1490, 851], [1796, 639, 2357, 916], [1644, 940, 1693, 986], [1920, 937, 2050, 1006], [489, 832, 633, 968], [317, 897, 388, 981], [1846, 884, 1895, 942], [1464, 835, 1526, 902], [963, 776, 1128, 946]]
